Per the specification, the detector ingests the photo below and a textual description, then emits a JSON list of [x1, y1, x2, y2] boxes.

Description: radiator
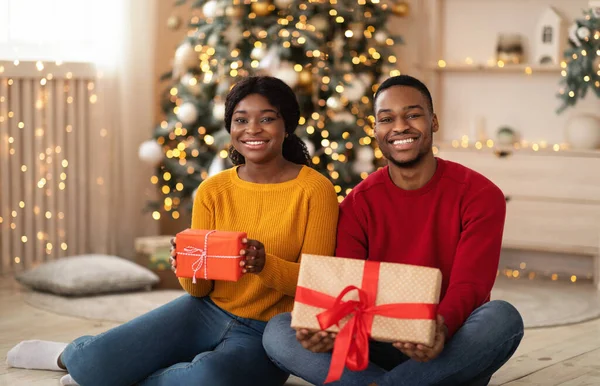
[[0, 61, 97, 275]]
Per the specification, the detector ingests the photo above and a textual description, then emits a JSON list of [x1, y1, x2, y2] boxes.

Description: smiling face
[[229, 93, 287, 165], [374, 85, 439, 168]]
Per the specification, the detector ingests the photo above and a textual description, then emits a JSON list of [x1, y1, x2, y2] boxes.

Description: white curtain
[[0, 0, 159, 275], [88, 0, 159, 258]]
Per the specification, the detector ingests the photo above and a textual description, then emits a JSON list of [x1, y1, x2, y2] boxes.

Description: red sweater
[[335, 158, 506, 338]]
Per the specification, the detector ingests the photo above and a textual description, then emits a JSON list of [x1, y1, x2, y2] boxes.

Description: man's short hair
[[373, 75, 434, 113]]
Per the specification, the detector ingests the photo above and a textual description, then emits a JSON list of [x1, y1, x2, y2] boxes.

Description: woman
[[6, 76, 340, 386]]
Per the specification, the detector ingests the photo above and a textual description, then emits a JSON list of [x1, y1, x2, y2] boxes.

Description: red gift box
[[175, 229, 246, 282]]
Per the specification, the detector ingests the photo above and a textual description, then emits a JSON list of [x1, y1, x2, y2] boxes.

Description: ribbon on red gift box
[[178, 230, 242, 283], [295, 261, 437, 383]]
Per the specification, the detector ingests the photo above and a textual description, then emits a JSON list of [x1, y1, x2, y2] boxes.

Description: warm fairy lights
[[436, 135, 573, 155], [1, 60, 105, 268], [498, 266, 590, 284]]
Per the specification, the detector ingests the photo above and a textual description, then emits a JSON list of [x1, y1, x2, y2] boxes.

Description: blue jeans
[[61, 295, 289, 386], [263, 300, 524, 386]]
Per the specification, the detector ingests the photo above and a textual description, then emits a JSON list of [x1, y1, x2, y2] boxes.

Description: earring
[[285, 133, 289, 138]]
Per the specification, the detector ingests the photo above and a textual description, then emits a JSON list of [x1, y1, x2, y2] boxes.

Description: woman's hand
[[169, 237, 177, 274], [239, 238, 266, 274]]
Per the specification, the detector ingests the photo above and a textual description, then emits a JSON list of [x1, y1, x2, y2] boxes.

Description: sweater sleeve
[[334, 191, 369, 260], [257, 180, 339, 297], [437, 184, 506, 338], [178, 183, 214, 298]]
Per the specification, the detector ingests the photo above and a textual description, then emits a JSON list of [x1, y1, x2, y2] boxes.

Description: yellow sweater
[[179, 165, 339, 321]]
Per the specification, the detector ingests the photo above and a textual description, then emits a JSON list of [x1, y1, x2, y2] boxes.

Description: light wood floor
[[2, 278, 600, 386]]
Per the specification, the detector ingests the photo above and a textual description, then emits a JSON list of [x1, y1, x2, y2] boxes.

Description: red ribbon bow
[[295, 261, 437, 383]]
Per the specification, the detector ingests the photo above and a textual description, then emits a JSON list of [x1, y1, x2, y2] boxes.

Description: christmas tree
[[557, 5, 600, 112], [139, 0, 409, 218]]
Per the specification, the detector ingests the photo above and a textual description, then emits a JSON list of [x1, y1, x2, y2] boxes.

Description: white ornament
[[302, 138, 315, 156], [177, 102, 199, 125], [202, 0, 220, 18], [208, 156, 226, 176], [173, 42, 198, 78], [273, 62, 299, 88], [216, 80, 232, 96], [342, 74, 371, 102], [326, 96, 343, 111], [251, 46, 267, 60], [576, 26, 591, 39], [223, 24, 243, 51], [274, 0, 294, 8], [356, 146, 374, 162], [309, 15, 329, 32], [259, 46, 281, 72], [180, 73, 202, 95], [352, 160, 375, 175], [593, 7, 600, 18], [212, 102, 226, 122], [374, 31, 388, 44], [569, 24, 582, 47], [533, 7, 566, 65], [138, 140, 163, 165], [207, 33, 219, 47], [352, 146, 375, 174], [331, 112, 356, 124]]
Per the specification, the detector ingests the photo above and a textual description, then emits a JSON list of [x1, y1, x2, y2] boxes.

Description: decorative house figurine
[[533, 7, 566, 65]]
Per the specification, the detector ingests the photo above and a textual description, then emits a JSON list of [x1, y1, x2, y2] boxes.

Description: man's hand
[[296, 329, 337, 353], [239, 238, 266, 274], [392, 314, 447, 362]]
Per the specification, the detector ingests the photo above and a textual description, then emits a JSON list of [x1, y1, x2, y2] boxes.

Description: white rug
[[22, 276, 600, 328]]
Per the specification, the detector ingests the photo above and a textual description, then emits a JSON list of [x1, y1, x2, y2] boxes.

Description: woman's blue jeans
[[61, 294, 289, 386]]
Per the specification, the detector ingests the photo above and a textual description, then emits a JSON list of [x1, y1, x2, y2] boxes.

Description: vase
[[565, 114, 600, 150]]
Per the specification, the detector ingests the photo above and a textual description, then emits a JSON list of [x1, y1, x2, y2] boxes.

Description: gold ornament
[[298, 69, 313, 87], [167, 15, 182, 30], [225, 6, 244, 19], [392, 1, 410, 17], [252, 2, 271, 16]]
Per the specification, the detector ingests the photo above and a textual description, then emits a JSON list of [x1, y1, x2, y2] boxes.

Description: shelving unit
[[423, 63, 563, 74], [417, 0, 600, 289], [433, 141, 600, 158], [417, 0, 597, 145]]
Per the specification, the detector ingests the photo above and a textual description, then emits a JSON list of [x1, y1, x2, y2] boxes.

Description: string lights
[[0, 60, 102, 271], [498, 266, 591, 284], [433, 135, 574, 155], [433, 56, 564, 75]]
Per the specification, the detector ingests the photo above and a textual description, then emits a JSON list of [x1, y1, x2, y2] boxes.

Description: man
[[263, 75, 524, 386]]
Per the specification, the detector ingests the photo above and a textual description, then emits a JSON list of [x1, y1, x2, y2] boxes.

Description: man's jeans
[[61, 295, 288, 386], [263, 300, 524, 386]]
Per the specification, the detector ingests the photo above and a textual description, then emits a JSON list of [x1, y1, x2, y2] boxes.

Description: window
[[542, 26, 553, 43], [0, 0, 110, 62]]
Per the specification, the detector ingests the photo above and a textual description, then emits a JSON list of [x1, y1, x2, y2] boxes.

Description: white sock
[[5, 340, 67, 371], [60, 374, 80, 386]]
